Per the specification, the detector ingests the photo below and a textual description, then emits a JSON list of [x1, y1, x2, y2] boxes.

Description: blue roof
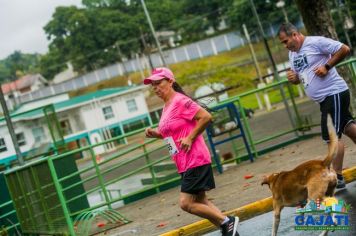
[[1, 86, 134, 121]]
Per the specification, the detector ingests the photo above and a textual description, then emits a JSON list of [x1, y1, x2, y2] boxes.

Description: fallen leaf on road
[[97, 222, 106, 228], [156, 222, 168, 228], [244, 174, 254, 179]]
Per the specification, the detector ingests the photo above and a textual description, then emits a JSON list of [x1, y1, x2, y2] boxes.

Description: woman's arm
[[179, 108, 212, 152], [145, 128, 163, 139]]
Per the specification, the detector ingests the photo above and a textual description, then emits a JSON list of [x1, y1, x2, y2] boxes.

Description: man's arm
[[287, 69, 301, 85], [314, 44, 351, 77], [325, 44, 350, 68]]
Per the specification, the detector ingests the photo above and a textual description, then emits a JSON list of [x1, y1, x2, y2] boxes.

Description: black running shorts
[[180, 164, 215, 194], [320, 90, 355, 141]]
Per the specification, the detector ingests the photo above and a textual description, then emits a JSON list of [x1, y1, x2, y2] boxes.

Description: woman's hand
[[145, 128, 161, 139], [179, 136, 193, 152]]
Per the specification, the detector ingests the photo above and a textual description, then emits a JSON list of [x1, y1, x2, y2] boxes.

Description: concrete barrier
[[160, 166, 356, 236]]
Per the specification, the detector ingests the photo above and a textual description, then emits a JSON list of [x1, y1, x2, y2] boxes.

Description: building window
[[32, 127, 45, 143], [109, 127, 125, 145], [126, 99, 138, 112], [60, 120, 73, 136], [16, 132, 26, 146], [123, 117, 150, 133], [102, 106, 114, 120], [0, 138, 7, 152]]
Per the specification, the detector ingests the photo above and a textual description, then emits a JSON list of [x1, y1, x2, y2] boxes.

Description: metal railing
[[1, 58, 355, 235]]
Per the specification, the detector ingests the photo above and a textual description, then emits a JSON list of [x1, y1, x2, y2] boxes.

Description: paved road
[[205, 182, 356, 236]]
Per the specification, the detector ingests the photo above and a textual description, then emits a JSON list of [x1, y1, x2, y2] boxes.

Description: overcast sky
[[0, 0, 82, 59]]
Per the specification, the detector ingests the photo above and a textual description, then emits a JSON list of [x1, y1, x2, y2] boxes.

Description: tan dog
[[262, 115, 338, 236]]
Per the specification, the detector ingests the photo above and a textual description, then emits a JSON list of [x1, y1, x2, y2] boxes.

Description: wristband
[[325, 63, 331, 71]]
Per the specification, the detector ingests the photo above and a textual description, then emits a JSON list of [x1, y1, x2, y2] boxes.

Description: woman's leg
[[179, 191, 225, 226], [195, 191, 223, 215]]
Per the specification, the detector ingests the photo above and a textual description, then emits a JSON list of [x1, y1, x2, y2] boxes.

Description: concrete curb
[[160, 166, 356, 236]]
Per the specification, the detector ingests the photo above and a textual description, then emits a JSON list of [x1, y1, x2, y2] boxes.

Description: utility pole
[[276, 0, 289, 23], [248, 0, 297, 133], [243, 24, 272, 111], [0, 86, 24, 165], [116, 43, 132, 85], [140, 28, 154, 70], [140, 0, 167, 67]]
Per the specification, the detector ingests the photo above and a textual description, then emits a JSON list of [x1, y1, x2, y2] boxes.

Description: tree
[[43, 0, 187, 75], [227, 0, 300, 37], [295, 0, 337, 38], [39, 46, 66, 80], [0, 51, 40, 82], [44, 5, 142, 74], [0, 63, 10, 82], [180, 0, 232, 40]]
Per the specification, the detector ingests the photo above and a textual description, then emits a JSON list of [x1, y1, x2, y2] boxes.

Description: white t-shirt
[[289, 36, 348, 103]]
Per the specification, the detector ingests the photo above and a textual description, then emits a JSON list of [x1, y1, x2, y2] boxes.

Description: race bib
[[299, 71, 309, 88], [164, 136, 179, 155]]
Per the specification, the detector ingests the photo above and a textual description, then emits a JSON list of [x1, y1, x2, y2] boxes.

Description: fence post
[[88, 146, 112, 209], [224, 34, 231, 51], [142, 142, 159, 193], [183, 46, 190, 61], [236, 99, 258, 158]]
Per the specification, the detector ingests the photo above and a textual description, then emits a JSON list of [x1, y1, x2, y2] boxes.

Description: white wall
[[57, 109, 86, 134], [113, 92, 149, 121], [0, 122, 45, 161], [0, 125, 15, 160], [15, 93, 69, 113], [53, 63, 78, 84], [80, 91, 149, 131]]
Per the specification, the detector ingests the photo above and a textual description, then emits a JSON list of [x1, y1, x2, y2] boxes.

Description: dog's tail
[[323, 114, 338, 167]]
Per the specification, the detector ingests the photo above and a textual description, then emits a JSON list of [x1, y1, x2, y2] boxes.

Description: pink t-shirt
[[158, 92, 211, 173]]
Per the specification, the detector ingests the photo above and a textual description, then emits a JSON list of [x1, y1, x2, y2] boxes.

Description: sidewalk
[[101, 136, 356, 236]]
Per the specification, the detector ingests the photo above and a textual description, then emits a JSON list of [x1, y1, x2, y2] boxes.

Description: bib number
[[300, 71, 309, 88], [164, 137, 179, 155]]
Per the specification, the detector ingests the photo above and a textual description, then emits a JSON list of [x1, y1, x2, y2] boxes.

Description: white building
[[1, 74, 48, 110], [52, 62, 78, 84], [0, 85, 151, 168]]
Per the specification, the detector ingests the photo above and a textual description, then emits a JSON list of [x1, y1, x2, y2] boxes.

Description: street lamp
[[140, 0, 167, 67], [276, 0, 289, 23]]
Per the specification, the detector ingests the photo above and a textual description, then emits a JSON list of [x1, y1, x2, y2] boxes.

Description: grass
[[69, 37, 290, 105]]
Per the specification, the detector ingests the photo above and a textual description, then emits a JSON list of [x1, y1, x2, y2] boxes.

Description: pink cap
[[143, 67, 175, 85]]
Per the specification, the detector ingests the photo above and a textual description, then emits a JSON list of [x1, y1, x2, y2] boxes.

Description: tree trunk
[[295, 0, 337, 39], [295, 0, 356, 115]]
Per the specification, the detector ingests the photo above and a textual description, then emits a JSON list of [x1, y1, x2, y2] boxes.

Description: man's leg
[[344, 122, 356, 144], [332, 140, 345, 174]]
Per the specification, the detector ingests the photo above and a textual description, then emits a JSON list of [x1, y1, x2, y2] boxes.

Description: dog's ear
[[261, 175, 270, 186]]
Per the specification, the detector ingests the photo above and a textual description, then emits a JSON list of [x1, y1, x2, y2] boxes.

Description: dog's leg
[[272, 201, 283, 236], [307, 178, 329, 201]]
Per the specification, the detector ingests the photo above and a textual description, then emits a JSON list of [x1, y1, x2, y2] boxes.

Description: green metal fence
[[0, 58, 355, 235]]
